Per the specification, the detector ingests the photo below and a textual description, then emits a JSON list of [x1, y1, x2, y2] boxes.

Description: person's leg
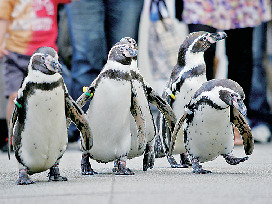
[[188, 24, 217, 80], [249, 23, 271, 119], [3, 52, 29, 151], [3, 52, 29, 123], [105, 0, 144, 50], [65, 0, 107, 101], [225, 28, 253, 145], [225, 28, 253, 108], [65, 0, 107, 141], [248, 23, 272, 142]]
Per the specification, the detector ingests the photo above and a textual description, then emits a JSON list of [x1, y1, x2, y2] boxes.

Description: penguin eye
[[41, 55, 49, 61], [200, 36, 206, 41]]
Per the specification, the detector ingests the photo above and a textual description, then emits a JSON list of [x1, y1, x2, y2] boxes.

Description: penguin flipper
[[145, 86, 176, 131], [8, 106, 18, 160], [168, 112, 188, 156], [232, 108, 254, 155], [65, 95, 93, 151], [131, 88, 146, 150]]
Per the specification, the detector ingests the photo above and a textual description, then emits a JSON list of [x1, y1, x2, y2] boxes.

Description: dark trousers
[[188, 24, 253, 107]]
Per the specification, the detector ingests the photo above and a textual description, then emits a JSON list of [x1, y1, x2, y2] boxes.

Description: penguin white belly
[[172, 76, 206, 154], [185, 106, 234, 162], [19, 87, 67, 173], [86, 79, 132, 162], [128, 80, 155, 159]]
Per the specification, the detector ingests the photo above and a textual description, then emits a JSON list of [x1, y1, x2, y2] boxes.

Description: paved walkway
[[0, 143, 272, 204]]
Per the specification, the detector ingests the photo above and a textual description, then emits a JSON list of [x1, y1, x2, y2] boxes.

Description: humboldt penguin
[[169, 79, 254, 173], [8, 47, 92, 185], [75, 38, 176, 175]]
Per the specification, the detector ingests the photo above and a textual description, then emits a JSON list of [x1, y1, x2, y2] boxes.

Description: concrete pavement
[[0, 142, 272, 204]]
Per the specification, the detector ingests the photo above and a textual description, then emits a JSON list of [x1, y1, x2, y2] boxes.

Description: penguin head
[[108, 42, 138, 65], [192, 79, 246, 115], [119, 37, 138, 61], [29, 47, 62, 75], [191, 32, 227, 53], [218, 81, 247, 116], [177, 31, 227, 66]]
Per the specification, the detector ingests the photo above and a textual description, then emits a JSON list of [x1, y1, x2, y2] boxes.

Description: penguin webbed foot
[[17, 169, 35, 185], [192, 158, 211, 174], [81, 153, 98, 175], [143, 143, 155, 171], [48, 165, 68, 182], [167, 155, 189, 168], [113, 160, 134, 175], [223, 154, 249, 165]]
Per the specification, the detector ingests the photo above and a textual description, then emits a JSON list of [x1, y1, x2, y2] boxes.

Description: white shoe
[[252, 124, 271, 143]]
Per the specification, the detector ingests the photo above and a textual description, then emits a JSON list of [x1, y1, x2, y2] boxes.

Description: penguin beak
[[124, 47, 138, 58], [44, 55, 63, 74], [207, 32, 227, 43], [233, 99, 247, 116], [50, 60, 62, 74]]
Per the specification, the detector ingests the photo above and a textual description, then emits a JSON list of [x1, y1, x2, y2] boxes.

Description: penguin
[[156, 31, 227, 168], [75, 38, 176, 175], [8, 47, 92, 185], [169, 79, 254, 173]]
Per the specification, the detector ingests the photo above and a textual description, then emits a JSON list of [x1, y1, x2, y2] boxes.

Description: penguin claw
[[114, 167, 135, 175], [17, 178, 35, 185], [192, 169, 212, 174], [223, 154, 249, 165], [48, 175, 68, 182]]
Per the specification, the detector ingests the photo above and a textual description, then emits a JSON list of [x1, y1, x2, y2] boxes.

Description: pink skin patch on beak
[[44, 56, 51, 66], [44, 56, 55, 71], [232, 100, 239, 109], [122, 44, 137, 58]]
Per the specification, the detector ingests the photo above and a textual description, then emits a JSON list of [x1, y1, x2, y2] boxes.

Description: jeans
[[65, 0, 144, 140]]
